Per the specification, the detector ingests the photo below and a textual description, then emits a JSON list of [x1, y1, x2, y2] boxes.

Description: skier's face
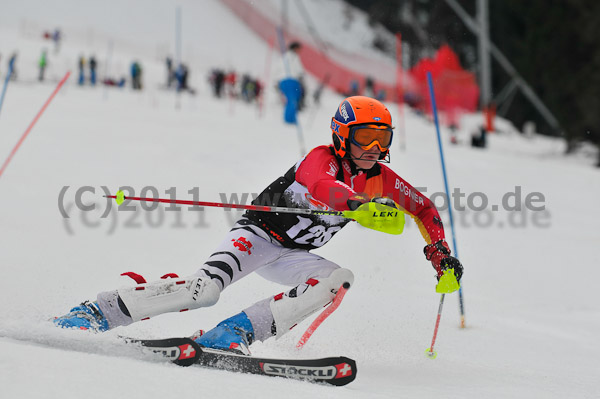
[[350, 144, 380, 170]]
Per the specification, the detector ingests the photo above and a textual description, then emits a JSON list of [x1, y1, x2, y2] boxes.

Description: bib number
[[286, 216, 341, 247]]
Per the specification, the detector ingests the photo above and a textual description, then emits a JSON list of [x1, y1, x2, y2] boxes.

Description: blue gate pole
[[0, 63, 14, 117], [426, 72, 466, 328]]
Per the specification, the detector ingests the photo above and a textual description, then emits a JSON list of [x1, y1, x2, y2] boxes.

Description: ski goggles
[[349, 124, 393, 151]]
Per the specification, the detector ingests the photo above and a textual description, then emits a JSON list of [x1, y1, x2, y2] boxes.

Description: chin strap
[[344, 150, 390, 164]]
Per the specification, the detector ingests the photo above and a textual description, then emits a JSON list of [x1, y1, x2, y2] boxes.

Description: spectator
[[166, 57, 174, 88], [131, 61, 142, 90], [52, 29, 62, 53], [78, 56, 85, 85], [471, 125, 487, 148], [89, 56, 97, 86], [240, 75, 261, 103], [240, 74, 252, 102], [8, 53, 17, 80], [209, 69, 225, 98], [174, 63, 186, 92], [102, 77, 126, 87], [253, 79, 262, 102], [312, 73, 331, 106], [283, 41, 306, 111], [174, 63, 195, 94], [38, 50, 47, 82], [225, 70, 237, 97], [276, 41, 307, 123], [364, 77, 376, 98], [347, 79, 360, 97]]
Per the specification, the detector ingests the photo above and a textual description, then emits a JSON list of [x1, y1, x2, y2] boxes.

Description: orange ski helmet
[[330, 96, 393, 160]]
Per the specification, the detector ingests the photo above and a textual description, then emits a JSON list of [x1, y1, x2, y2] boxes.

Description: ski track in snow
[[0, 1, 598, 398]]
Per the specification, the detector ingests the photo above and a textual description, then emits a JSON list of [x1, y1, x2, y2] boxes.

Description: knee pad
[[269, 268, 353, 338], [111, 276, 220, 322]]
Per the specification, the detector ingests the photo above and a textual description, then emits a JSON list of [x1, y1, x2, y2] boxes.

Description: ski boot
[[53, 301, 110, 332], [193, 312, 254, 355]]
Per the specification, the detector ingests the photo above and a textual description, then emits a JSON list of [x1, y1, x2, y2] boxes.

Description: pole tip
[[425, 348, 438, 359]]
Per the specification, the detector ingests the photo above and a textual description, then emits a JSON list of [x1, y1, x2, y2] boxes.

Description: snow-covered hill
[[0, 1, 598, 398]]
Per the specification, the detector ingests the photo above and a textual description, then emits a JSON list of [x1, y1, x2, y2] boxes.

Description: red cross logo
[[231, 237, 253, 254], [335, 363, 353, 378], [179, 344, 196, 359]]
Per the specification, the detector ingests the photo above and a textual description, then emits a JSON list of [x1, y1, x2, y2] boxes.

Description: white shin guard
[[269, 268, 354, 338], [115, 276, 220, 322]]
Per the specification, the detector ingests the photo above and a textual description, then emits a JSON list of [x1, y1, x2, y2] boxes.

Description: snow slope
[[0, 1, 599, 398]]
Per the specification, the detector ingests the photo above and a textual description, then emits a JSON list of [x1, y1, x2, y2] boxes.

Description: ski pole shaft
[[108, 191, 405, 236], [106, 194, 345, 217], [427, 293, 445, 358], [0, 71, 70, 179], [296, 282, 350, 350]]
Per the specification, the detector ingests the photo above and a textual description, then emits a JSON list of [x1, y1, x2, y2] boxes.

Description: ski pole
[[296, 282, 350, 350], [109, 192, 348, 216], [0, 71, 70, 179], [426, 292, 445, 359], [106, 190, 405, 235]]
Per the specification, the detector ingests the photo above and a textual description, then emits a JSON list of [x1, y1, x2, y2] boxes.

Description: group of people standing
[[208, 68, 262, 103]]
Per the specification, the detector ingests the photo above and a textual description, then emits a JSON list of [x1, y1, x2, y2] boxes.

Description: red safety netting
[[410, 45, 479, 125], [220, 0, 479, 122]]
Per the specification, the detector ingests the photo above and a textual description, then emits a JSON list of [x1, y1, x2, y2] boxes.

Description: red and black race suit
[[244, 145, 445, 250]]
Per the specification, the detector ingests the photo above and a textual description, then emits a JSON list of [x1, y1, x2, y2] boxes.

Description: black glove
[[440, 256, 463, 282], [347, 195, 398, 211], [370, 197, 398, 209], [424, 240, 463, 282]]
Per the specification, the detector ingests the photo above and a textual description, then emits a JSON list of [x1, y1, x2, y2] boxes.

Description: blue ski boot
[[194, 312, 254, 355], [53, 301, 110, 332]]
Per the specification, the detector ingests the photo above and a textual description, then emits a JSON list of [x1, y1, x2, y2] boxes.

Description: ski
[[126, 337, 357, 386]]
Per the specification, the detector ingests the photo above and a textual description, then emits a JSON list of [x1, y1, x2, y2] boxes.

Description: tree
[[345, 0, 600, 166]]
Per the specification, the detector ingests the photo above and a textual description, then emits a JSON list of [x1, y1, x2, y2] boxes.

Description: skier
[[285, 41, 306, 111], [277, 41, 307, 117], [54, 96, 463, 355]]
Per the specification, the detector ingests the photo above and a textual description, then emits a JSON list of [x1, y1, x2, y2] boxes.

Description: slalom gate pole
[[259, 38, 274, 118], [296, 282, 350, 350], [395, 32, 406, 151], [0, 71, 70, 179], [0, 63, 14, 117]]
